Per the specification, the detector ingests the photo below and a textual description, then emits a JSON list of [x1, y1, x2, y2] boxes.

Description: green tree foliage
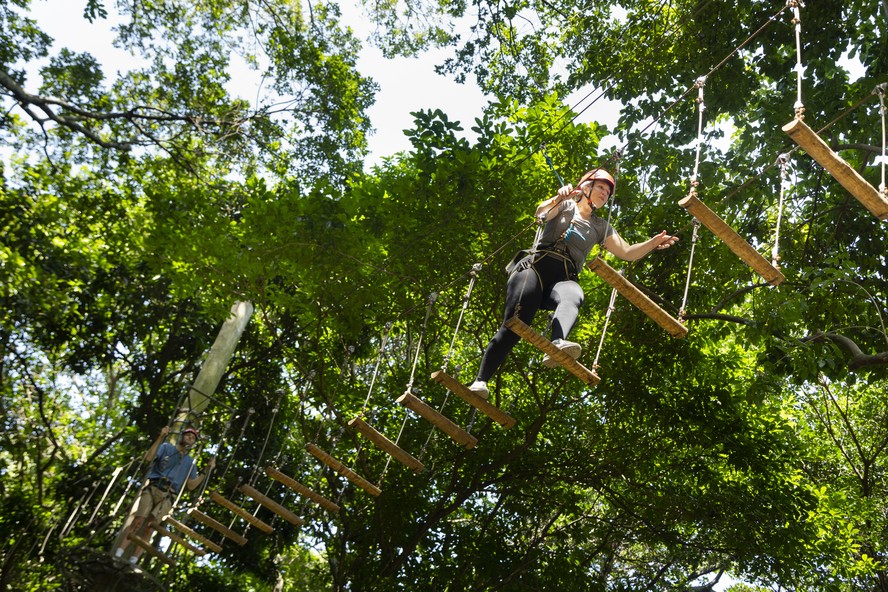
[[2, 0, 888, 590]]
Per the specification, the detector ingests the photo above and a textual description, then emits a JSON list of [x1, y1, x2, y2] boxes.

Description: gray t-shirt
[[538, 200, 615, 271]]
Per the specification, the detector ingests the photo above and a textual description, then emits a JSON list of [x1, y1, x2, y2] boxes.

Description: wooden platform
[[187, 508, 248, 546], [783, 117, 888, 219], [163, 516, 223, 554], [154, 522, 206, 556], [396, 391, 478, 449], [238, 483, 304, 527], [264, 467, 341, 514], [679, 193, 785, 286], [209, 490, 274, 534], [305, 443, 382, 497], [348, 417, 425, 473], [504, 316, 602, 384], [430, 370, 517, 429], [127, 533, 177, 567]]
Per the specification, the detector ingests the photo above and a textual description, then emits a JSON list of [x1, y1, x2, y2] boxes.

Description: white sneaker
[[542, 339, 582, 368], [467, 381, 489, 399]]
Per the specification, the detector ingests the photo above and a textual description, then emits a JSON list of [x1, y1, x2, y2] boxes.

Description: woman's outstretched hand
[[651, 230, 679, 251]]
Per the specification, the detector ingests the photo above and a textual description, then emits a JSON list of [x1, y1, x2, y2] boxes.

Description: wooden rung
[[586, 258, 689, 339], [127, 532, 177, 567], [679, 193, 785, 286], [304, 443, 382, 497], [187, 508, 248, 546], [237, 484, 304, 527], [209, 491, 274, 534], [163, 516, 223, 554], [154, 523, 206, 556], [503, 317, 602, 384], [396, 391, 478, 449], [264, 467, 341, 514], [783, 117, 888, 220], [429, 371, 517, 429], [348, 417, 425, 474]]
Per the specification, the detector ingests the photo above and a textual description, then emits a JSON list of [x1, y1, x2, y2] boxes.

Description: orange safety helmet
[[576, 168, 616, 196]]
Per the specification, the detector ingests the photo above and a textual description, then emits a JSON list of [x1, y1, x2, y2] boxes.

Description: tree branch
[[834, 143, 884, 156], [803, 331, 888, 370], [1, 68, 250, 153], [0, 69, 132, 150], [681, 313, 755, 326]]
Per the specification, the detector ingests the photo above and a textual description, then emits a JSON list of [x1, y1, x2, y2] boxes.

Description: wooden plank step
[[209, 490, 274, 534], [187, 508, 248, 546], [238, 484, 304, 527], [154, 522, 206, 556], [396, 391, 478, 449], [264, 467, 341, 514], [679, 193, 785, 286], [126, 532, 177, 567], [348, 417, 425, 474], [430, 371, 517, 429], [504, 317, 603, 384], [586, 258, 689, 339], [163, 516, 223, 554], [783, 117, 888, 219], [304, 443, 382, 497]]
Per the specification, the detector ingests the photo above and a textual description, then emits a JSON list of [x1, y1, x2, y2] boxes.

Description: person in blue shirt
[[114, 425, 215, 564]]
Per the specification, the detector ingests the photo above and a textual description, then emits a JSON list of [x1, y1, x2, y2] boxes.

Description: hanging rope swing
[[585, 157, 689, 339], [187, 410, 253, 548], [430, 264, 517, 429], [305, 407, 382, 498], [780, 2, 888, 219], [263, 377, 341, 513], [397, 291, 478, 449], [348, 322, 426, 473], [232, 395, 306, 530], [677, 75, 785, 286]]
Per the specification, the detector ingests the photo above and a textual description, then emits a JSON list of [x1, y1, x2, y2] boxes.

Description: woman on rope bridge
[[468, 168, 679, 398]]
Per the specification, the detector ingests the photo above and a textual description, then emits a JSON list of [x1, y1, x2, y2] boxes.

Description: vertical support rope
[[405, 292, 438, 392], [360, 322, 393, 414], [690, 76, 707, 187], [772, 153, 790, 268], [399, 293, 439, 463], [790, 0, 805, 119], [678, 219, 701, 323], [679, 76, 706, 324], [250, 400, 282, 485], [591, 287, 619, 370], [877, 83, 887, 196], [441, 265, 481, 373], [377, 411, 409, 485]]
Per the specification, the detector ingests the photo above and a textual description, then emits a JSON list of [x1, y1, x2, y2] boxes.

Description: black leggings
[[475, 253, 584, 382]]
